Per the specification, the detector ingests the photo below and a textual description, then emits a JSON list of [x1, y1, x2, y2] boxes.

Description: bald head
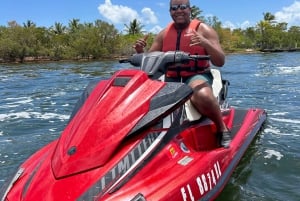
[[170, 0, 190, 6]]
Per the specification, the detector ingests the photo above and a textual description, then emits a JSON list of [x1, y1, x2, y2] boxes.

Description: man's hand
[[133, 34, 149, 53], [189, 29, 208, 47]]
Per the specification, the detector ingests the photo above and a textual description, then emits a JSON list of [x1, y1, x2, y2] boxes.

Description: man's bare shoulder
[[198, 22, 213, 32], [197, 22, 218, 38], [157, 28, 166, 38], [148, 29, 166, 52], [154, 29, 166, 43]]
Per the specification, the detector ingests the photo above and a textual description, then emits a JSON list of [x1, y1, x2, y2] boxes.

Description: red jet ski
[[0, 51, 266, 201]]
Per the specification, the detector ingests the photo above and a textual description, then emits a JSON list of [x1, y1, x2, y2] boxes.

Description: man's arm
[[134, 30, 165, 53], [191, 24, 225, 67], [148, 29, 164, 52]]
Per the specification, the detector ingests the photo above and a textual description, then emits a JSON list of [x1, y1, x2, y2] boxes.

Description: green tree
[[263, 12, 275, 22], [50, 22, 66, 35], [68, 19, 80, 33], [49, 22, 69, 59], [190, 5, 205, 21], [23, 20, 36, 28], [288, 26, 300, 48], [1, 12, 300, 63], [68, 20, 119, 59], [94, 20, 119, 55], [124, 19, 144, 35], [219, 28, 232, 51], [274, 22, 288, 48], [256, 12, 277, 50], [243, 27, 257, 48]]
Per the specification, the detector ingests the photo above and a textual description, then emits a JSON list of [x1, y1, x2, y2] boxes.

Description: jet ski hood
[[51, 69, 192, 178]]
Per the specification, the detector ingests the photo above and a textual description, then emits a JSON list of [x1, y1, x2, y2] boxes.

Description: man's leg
[[187, 75, 231, 147], [189, 80, 227, 131]]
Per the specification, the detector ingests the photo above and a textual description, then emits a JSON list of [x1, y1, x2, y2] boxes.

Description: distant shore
[[1, 48, 299, 64], [259, 48, 300, 53]]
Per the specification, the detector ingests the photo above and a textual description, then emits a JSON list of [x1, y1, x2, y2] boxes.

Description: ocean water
[[1, 52, 300, 201]]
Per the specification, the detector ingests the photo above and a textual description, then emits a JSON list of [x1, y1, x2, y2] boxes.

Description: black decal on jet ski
[[79, 131, 160, 200], [113, 77, 131, 87]]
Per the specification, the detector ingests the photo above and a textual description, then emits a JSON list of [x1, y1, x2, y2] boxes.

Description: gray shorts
[[185, 71, 213, 85]]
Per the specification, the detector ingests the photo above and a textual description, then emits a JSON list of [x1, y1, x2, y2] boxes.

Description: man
[[134, 0, 231, 147]]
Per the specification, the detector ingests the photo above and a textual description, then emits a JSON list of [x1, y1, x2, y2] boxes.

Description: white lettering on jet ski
[[181, 184, 195, 201], [99, 132, 160, 193], [78, 132, 160, 199], [180, 161, 222, 200]]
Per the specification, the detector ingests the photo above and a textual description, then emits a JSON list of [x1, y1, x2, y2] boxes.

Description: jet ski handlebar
[[119, 51, 210, 78]]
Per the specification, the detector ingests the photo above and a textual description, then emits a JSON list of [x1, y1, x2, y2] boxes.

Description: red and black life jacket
[[162, 19, 210, 77]]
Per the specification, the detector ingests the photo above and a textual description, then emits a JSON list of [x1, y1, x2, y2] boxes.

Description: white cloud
[[222, 21, 236, 30], [275, 1, 300, 26], [98, 0, 158, 27], [221, 20, 253, 30], [141, 8, 158, 24], [149, 25, 163, 34], [240, 21, 251, 29], [98, 0, 139, 24], [221, 20, 255, 30]]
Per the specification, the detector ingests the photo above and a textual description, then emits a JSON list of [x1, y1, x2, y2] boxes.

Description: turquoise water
[[1, 52, 300, 200]]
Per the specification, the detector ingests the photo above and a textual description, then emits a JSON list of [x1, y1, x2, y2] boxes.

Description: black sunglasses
[[170, 4, 190, 11]]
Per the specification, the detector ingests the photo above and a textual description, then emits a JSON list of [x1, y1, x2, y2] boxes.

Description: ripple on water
[[1, 53, 300, 200]]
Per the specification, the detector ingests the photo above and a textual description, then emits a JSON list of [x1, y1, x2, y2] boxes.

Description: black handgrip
[[128, 53, 144, 67], [119, 59, 129, 63], [119, 54, 144, 66], [189, 55, 210, 61]]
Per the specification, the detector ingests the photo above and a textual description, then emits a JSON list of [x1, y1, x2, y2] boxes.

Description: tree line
[[0, 7, 299, 63]]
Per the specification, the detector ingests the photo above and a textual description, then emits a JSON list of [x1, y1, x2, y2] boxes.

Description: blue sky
[[1, 0, 300, 33]]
